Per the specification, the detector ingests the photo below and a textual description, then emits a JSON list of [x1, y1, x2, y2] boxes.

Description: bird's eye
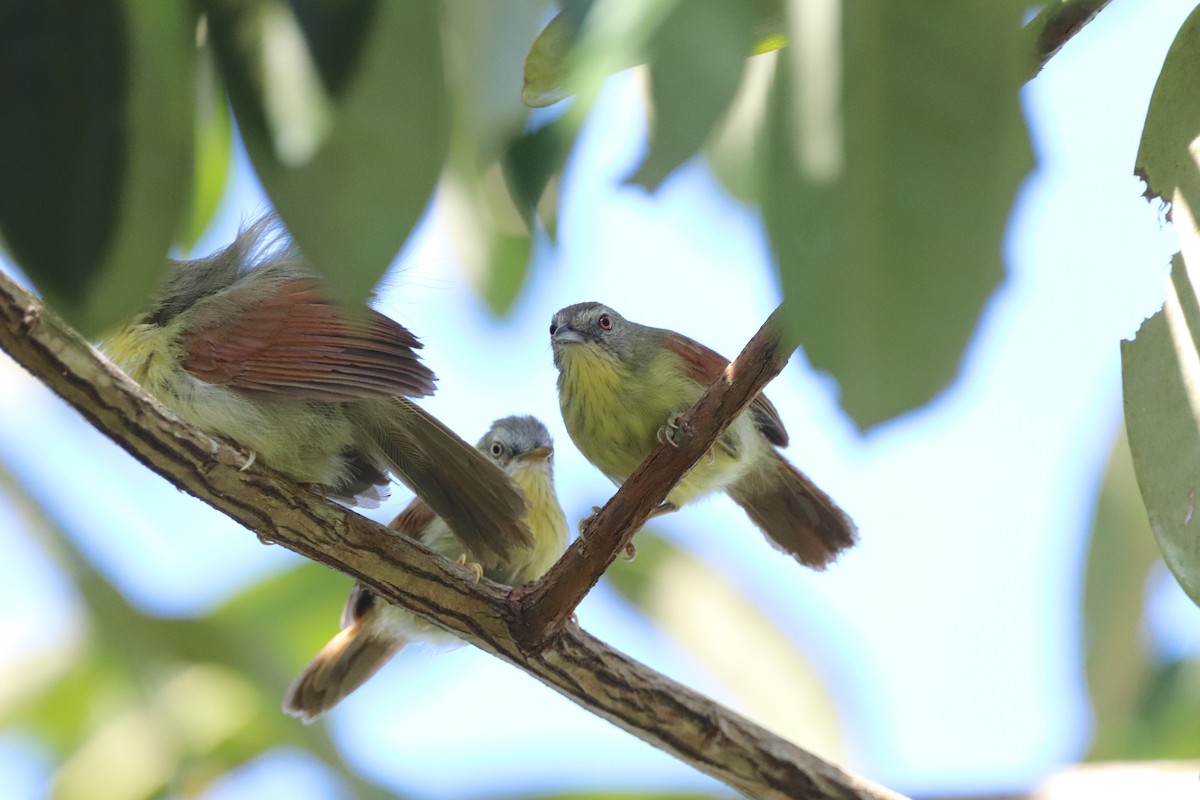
[[549, 321, 558, 335], [598, 314, 613, 331], [490, 441, 504, 457]]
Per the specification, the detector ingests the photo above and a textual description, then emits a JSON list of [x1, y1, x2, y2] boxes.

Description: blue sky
[[2, 2, 1199, 798]]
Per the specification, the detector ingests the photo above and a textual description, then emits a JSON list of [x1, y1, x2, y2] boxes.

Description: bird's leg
[[656, 413, 685, 447], [658, 413, 724, 463], [456, 553, 484, 583]]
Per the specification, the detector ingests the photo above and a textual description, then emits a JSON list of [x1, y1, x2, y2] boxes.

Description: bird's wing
[[660, 329, 789, 447], [180, 278, 435, 401], [388, 496, 438, 539]]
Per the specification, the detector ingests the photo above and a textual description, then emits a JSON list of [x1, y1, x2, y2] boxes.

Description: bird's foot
[[656, 413, 685, 447], [239, 448, 257, 472], [578, 505, 603, 535], [648, 501, 678, 520], [620, 541, 637, 561], [456, 553, 484, 583]]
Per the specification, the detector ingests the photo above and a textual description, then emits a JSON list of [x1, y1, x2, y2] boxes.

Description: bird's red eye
[[598, 314, 613, 331]]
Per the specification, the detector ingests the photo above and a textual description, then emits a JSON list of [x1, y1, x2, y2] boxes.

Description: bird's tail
[[728, 451, 857, 569], [283, 623, 406, 724], [353, 398, 531, 567]]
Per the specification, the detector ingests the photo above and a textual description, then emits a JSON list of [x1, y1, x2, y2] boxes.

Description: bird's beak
[[519, 446, 554, 463], [552, 327, 586, 345]]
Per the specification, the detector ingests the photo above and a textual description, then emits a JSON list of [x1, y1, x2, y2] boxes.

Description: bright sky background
[[2, 2, 1199, 798]]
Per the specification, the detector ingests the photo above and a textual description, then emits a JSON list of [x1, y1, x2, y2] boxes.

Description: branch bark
[[0, 269, 902, 800], [1025, 0, 1114, 81]]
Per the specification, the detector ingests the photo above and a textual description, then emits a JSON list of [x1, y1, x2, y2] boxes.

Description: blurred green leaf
[[1122, 256, 1200, 606], [607, 533, 845, 760], [0, 457, 396, 799], [0, 0, 123, 309], [503, 119, 577, 237], [522, 0, 596, 108], [484, 232, 534, 316], [762, 1, 1033, 429], [180, 43, 233, 252], [203, 0, 449, 305], [1083, 428, 1163, 760], [0, 0, 195, 336], [1123, 5, 1200, 607], [628, 1, 753, 191]]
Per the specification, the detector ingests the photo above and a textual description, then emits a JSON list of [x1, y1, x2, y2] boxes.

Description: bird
[[549, 301, 856, 569], [102, 214, 531, 566], [282, 415, 569, 722]]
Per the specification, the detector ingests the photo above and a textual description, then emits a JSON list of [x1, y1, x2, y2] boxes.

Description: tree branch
[[512, 306, 796, 647], [0, 269, 902, 800], [1026, 0, 1114, 81]]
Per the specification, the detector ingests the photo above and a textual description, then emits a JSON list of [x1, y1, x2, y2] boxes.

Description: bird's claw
[[620, 541, 637, 561], [656, 413, 685, 448], [239, 448, 258, 472], [456, 553, 484, 583], [578, 505, 603, 535], [648, 501, 678, 520]]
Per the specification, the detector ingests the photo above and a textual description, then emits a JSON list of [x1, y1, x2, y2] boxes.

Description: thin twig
[[0, 270, 900, 800], [1026, 0, 1114, 81], [511, 306, 795, 648]]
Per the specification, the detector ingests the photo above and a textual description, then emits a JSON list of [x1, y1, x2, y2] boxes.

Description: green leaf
[[1083, 429, 1163, 759], [1122, 256, 1200, 606], [180, 43, 233, 252], [0, 0, 195, 336], [483, 232, 534, 316], [204, 0, 450, 305], [503, 119, 577, 236], [761, 1, 1033, 429], [1124, 5, 1200, 608], [521, 0, 595, 108], [0, 0, 124, 308], [628, 1, 753, 191]]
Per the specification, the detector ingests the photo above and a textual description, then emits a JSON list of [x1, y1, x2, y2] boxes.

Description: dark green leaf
[[628, 1, 753, 191], [1124, 5, 1200, 607], [762, 1, 1033, 429], [0, 0, 124, 307], [204, 0, 450, 304], [503, 119, 577, 235], [0, 1, 195, 335]]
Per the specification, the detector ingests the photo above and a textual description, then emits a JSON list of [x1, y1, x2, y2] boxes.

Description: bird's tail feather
[[282, 625, 406, 724], [728, 451, 857, 569]]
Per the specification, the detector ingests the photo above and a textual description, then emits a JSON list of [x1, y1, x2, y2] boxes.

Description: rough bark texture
[[1027, 0, 1114, 80], [0, 268, 903, 800]]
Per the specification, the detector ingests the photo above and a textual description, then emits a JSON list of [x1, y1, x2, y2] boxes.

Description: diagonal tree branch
[[511, 306, 796, 647], [1025, 0, 1114, 81], [0, 268, 902, 800]]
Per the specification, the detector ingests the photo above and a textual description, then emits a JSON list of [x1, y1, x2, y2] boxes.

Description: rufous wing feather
[[181, 279, 436, 401], [659, 329, 788, 446]]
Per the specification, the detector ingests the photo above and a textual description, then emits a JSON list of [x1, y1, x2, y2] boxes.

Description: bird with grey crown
[[550, 302, 856, 568], [283, 415, 569, 722]]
